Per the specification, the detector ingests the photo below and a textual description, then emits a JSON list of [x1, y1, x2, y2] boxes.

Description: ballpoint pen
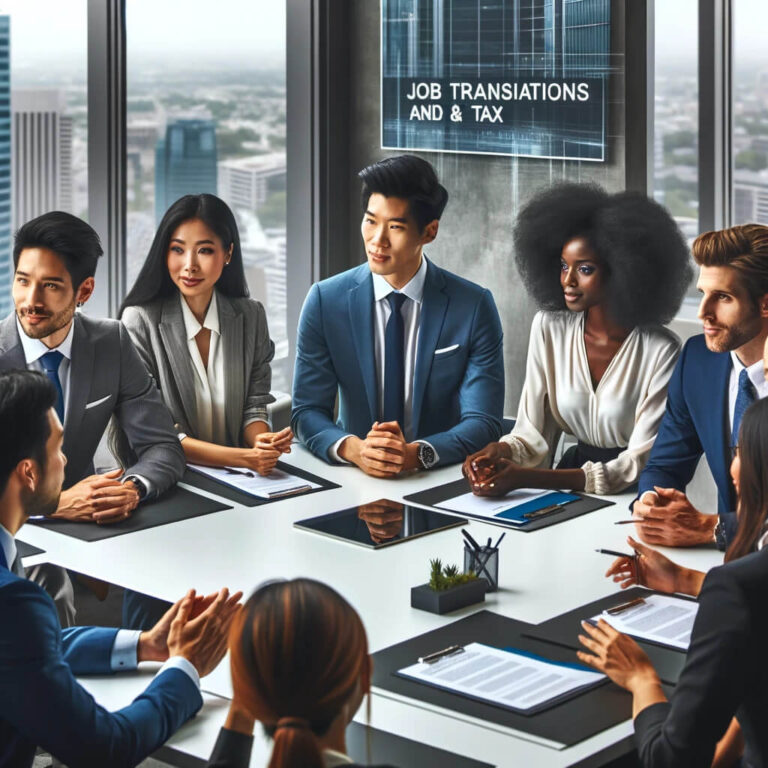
[[418, 644, 465, 664], [595, 548, 637, 558], [493, 532, 506, 548]]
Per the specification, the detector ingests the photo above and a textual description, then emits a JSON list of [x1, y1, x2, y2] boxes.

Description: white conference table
[[19, 447, 723, 767]]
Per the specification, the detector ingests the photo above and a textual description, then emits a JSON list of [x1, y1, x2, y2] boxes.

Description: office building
[[11, 89, 74, 230], [0, 16, 11, 317], [217, 153, 286, 213], [154, 118, 217, 224]]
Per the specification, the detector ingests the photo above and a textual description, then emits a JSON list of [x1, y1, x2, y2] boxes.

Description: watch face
[[419, 444, 436, 468]]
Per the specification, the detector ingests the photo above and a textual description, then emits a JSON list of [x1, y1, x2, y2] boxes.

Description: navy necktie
[[40, 350, 65, 422], [732, 368, 757, 447], [382, 292, 407, 427]]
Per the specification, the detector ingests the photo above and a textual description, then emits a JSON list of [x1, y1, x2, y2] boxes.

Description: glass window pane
[[0, 1, 87, 316], [126, 1, 288, 390], [732, 0, 768, 225]]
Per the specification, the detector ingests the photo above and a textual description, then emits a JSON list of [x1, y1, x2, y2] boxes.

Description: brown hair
[[229, 579, 370, 768], [726, 398, 768, 562], [692, 224, 768, 306]]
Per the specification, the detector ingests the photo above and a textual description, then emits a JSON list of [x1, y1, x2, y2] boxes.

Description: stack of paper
[[187, 464, 319, 499]]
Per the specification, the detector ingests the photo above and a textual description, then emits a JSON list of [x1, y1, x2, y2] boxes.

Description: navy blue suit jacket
[[0, 552, 202, 768], [291, 260, 504, 466], [637, 334, 737, 539]]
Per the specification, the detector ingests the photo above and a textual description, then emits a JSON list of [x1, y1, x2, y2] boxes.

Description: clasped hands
[[631, 486, 718, 547], [339, 421, 420, 477], [244, 426, 294, 476], [54, 469, 141, 524], [462, 441, 525, 496]]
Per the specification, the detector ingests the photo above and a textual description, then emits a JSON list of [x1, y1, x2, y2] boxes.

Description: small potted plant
[[411, 558, 487, 615]]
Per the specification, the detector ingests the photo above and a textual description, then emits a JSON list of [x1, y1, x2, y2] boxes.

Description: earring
[[76, 301, 83, 308]]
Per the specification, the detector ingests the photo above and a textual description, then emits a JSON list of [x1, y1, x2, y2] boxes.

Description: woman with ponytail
[[577, 395, 768, 767], [206, 578, 396, 768]]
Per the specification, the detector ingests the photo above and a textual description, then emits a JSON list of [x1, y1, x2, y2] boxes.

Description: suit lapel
[[219, 296, 245, 445], [159, 296, 199, 436], [0, 313, 26, 369], [412, 263, 448, 433], [348, 272, 377, 424], [64, 315, 93, 458], [712, 350, 735, 508]]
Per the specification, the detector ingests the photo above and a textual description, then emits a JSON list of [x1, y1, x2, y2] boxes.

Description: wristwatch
[[124, 475, 148, 501], [713, 518, 726, 551], [417, 442, 437, 470]]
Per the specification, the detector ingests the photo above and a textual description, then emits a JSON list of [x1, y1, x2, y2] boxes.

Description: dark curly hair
[[513, 183, 693, 328]]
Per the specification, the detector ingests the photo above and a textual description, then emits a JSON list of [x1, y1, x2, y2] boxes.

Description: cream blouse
[[500, 311, 681, 494]]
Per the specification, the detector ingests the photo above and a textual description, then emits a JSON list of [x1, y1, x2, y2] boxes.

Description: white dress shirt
[[728, 352, 768, 436], [322, 749, 354, 767], [330, 257, 437, 462], [179, 292, 227, 446], [501, 311, 681, 494]]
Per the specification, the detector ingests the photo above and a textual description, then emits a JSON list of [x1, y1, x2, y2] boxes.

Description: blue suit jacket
[[0, 552, 202, 768], [637, 334, 737, 540], [291, 260, 504, 466]]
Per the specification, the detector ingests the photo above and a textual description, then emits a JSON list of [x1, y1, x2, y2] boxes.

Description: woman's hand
[[241, 427, 294, 476], [606, 536, 705, 597], [462, 442, 512, 488], [469, 457, 525, 496]]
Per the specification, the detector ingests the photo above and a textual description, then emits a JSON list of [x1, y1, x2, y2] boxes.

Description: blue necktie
[[40, 350, 65, 422], [382, 292, 407, 427], [732, 368, 757, 447]]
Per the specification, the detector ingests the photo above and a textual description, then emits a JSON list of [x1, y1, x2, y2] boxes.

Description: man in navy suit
[[291, 155, 504, 475], [0, 369, 241, 768], [634, 224, 768, 548]]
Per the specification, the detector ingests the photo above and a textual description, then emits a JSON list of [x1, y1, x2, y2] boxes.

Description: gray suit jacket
[[0, 312, 185, 495], [121, 292, 275, 447]]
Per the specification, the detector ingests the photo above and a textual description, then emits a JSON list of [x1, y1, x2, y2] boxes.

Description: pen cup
[[464, 543, 499, 592]]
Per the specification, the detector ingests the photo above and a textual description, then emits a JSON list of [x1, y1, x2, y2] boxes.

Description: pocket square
[[434, 344, 460, 355], [85, 394, 112, 410]]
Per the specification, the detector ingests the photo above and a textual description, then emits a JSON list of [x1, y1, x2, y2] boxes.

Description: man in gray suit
[[0, 211, 185, 623]]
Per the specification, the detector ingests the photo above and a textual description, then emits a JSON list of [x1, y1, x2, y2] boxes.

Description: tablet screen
[[294, 499, 467, 549]]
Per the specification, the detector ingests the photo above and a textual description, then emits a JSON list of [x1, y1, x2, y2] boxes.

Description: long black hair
[[119, 194, 248, 317]]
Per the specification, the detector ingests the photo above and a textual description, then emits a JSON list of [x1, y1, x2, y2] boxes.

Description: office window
[[0, 0, 87, 317], [653, 0, 699, 244], [126, 1, 289, 390], [731, 0, 768, 225]]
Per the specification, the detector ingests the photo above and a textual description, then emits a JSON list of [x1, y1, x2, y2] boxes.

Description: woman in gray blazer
[[119, 194, 292, 475]]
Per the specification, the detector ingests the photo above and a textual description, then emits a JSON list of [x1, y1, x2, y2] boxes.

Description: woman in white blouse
[[463, 184, 692, 495], [117, 194, 292, 475]]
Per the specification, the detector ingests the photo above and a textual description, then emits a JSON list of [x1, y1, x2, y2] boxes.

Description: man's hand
[[338, 421, 407, 477], [632, 487, 717, 547], [469, 457, 526, 497], [370, 421, 421, 470], [605, 536, 704, 596], [167, 588, 243, 678], [462, 441, 512, 488], [54, 469, 140, 524]]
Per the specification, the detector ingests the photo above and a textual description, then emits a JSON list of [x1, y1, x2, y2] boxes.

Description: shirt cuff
[[242, 414, 271, 432], [123, 474, 152, 499], [178, 432, 188, 442], [328, 435, 353, 463], [157, 656, 201, 690], [110, 629, 141, 671]]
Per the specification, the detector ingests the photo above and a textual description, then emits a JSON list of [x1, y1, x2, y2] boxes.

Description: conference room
[[1, 1, 767, 767]]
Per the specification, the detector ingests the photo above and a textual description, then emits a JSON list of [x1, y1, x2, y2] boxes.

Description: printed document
[[398, 642, 604, 713], [188, 464, 319, 498], [593, 594, 699, 651], [438, 489, 551, 524]]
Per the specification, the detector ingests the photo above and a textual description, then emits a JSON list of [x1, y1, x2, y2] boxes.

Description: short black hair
[[0, 370, 57, 497], [13, 211, 104, 290], [358, 154, 449, 231], [513, 183, 693, 328]]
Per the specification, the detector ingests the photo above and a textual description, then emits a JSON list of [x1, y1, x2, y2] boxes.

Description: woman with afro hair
[[463, 183, 693, 496]]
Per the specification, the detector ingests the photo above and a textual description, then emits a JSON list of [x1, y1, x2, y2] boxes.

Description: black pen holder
[[464, 543, 499, 592]]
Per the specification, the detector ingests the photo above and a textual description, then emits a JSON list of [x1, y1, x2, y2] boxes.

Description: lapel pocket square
[[434, 344, 460, 355], [85, 394, 112, 410]]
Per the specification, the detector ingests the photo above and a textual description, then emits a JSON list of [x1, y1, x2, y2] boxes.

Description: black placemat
[[347, 721, 493, 768], [524, 587, 693, 685], [371, 610, 635, 747], [404, 479, 613, 531], [16, 540, 44, 558], [182, 460, 340, 507], [28, 486, 231, 541]]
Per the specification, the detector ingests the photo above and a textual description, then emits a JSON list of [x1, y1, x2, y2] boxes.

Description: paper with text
[[187, 464, 319, 498]]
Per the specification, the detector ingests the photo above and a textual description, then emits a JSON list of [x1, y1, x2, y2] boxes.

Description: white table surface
[[20, 447, 723, 768]]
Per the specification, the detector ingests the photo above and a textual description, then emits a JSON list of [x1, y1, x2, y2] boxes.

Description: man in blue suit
[[0, 369, 241, 768], [292, 155, 504, 475], [634, 224, 768, 549]]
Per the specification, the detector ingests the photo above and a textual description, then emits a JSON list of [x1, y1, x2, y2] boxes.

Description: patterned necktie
[[382, 292, 407, 427], [732, 368, 757, 447], [40, 350, 65, 422]]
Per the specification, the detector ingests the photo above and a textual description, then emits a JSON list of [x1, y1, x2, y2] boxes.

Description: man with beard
[[634, 224, 768, 548], [0, 212, 184, 625], [0, 370, 242, 768]]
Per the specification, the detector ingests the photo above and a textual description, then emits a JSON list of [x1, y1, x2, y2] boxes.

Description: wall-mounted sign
[[381, 0, 610, 162]]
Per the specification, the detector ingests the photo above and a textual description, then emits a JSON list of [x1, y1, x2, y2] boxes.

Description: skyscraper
[[11, 89, 74, 230], [155, 119, 217, 223], [217, 153, 286, 213], [0, 16, 11, 317]]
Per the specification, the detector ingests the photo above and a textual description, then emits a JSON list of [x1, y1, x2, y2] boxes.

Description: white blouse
[[500, 311, 681, 494], [180, 291, 227, 446]]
